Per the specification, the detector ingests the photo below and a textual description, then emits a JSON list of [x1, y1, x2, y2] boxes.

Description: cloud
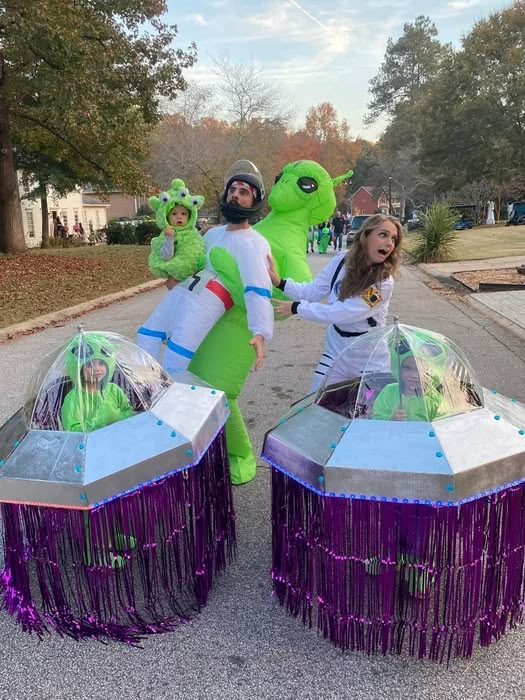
[[448, 0, 480, 8], [187, 13, 207, 25]]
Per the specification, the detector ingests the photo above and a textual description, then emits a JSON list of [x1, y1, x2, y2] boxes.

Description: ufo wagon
[[263, 322, 525, 662], [0, 329, 235, 643]]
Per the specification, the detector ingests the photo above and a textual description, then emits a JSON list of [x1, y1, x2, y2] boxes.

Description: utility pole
[[388, 176, 392, 216]]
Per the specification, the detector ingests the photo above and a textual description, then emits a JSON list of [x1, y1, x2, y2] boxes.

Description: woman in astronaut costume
[[270, 214, 404, 393]]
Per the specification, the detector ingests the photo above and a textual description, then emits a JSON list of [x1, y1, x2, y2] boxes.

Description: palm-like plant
[[409, 203, 460, 263]]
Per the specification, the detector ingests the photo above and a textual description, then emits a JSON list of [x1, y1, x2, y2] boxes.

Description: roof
[[350, 186, 401, 200], [82, 195, 110, 207]]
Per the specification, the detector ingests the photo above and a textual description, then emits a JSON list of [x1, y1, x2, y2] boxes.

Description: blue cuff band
[[244, 286, 271, 298], [167, 340, 194, 359], [137, 327, 167, 340]]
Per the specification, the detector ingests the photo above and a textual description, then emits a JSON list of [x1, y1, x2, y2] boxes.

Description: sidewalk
[[419, 256, 525, 338]]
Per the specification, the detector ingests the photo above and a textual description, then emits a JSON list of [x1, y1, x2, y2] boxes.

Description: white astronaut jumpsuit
[[281, 252, 394, 393], [136, 224, 274, 370]]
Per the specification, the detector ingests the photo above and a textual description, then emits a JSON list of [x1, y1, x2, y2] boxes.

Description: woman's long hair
[[338, 214, 403, 300]]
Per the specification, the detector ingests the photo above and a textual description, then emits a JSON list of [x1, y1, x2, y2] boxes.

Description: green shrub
[[135, 220, 158, 245], [408, 202, 460, 263], [106, 221, 137, 245]]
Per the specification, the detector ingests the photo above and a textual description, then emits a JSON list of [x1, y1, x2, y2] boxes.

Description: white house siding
[[18, 179, 109, 247]]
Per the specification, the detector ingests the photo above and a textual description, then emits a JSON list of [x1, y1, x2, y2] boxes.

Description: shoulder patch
[[362, 287, 382, 307]]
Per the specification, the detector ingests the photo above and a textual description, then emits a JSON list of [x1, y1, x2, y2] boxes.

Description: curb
[[0, 279, 165, 345], [417, 262, 525, 343], [465, 295, 525, 343]]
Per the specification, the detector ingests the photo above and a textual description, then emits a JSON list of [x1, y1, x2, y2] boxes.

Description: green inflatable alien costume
[[148, 178, 206, 282], [318, 225, 331, 254], [188, 161, 353, 484]]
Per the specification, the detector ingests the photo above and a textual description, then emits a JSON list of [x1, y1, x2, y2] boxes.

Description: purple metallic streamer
[[271, 468, 525, 663], [0, 430, 235, 644]]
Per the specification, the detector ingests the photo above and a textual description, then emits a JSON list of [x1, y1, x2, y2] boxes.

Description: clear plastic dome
[[316, 322, 484, 422], [26, 329, 172, 432]]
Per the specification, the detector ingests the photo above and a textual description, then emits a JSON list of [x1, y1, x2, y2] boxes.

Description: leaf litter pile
[[1, 246, 152, 328], [453, 268, 525, 291]]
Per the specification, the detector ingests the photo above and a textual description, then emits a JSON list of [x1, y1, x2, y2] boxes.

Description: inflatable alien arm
[[148, 178, 206, 282]]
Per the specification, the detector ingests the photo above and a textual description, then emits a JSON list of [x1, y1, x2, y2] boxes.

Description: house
[[18, 178, 151, 247], [19, 179, 111, 248], [87, 191, 150, 221], [349, 186, 401, 217]]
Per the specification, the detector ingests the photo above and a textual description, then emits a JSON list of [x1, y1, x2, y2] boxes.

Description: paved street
[[1, 255, 525, 700]]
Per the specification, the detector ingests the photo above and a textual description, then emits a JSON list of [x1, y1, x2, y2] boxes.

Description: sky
[[168, 0, 511, 141]]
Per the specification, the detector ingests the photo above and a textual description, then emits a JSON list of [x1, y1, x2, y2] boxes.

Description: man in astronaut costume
[[137, 161, 273, 372]]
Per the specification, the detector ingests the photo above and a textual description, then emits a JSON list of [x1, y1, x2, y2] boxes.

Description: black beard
[[224, 212, 249, 223]]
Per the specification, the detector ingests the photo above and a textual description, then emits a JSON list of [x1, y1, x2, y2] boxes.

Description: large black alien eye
[[297, 177, 318, 193], [274, 172, 283, 184]]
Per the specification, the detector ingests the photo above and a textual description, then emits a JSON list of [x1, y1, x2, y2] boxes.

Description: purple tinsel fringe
[[271, 468, 525, 663], [0, 430, 235, 644]]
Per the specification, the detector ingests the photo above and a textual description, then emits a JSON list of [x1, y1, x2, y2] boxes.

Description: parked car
[[452, 204, 477, 230], [454, 217, 475, 230], [506, 202, 525, 226], [346, 214, 370, 245]]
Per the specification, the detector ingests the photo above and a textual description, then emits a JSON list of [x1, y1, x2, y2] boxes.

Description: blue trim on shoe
[[166, 340, 194, 359], [137, 327, 167, 340]]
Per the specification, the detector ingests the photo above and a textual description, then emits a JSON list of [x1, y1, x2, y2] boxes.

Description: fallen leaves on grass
[[0, 245, 152, 328]]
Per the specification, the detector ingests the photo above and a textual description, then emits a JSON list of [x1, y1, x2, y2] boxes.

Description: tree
[[418, 2, 525, 190], [212, 53, 292, 149], [366, 16, 446, 124], [16, 151, 83, 248], [0, 0, 196, 254], [150, 114, 233, 215], [149, 59, 291, 217], [300, 102, 362, 204]]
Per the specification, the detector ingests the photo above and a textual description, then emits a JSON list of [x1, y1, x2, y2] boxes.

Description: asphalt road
[[1, 254, 525, 700]]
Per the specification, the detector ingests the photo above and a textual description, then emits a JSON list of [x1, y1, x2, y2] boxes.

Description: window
[[26, 210, 35, 238], [73, 210, 79, 225]]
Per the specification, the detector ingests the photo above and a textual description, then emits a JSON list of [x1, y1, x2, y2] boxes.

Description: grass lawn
[[0, 245, 153, 329], [403, 224, 525, 261]]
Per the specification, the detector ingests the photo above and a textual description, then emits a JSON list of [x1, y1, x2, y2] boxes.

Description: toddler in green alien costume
[[147, 178, 206, 290], [61, 333, 135, 433], [372, 332, 448, 423]]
